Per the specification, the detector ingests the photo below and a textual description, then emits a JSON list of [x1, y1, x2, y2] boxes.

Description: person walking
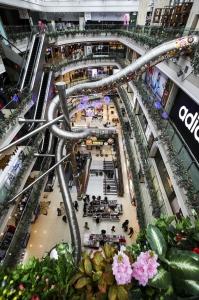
[[111, 226, 115, 233], [83, 222, 89, 229], [122, 220, 129, 228], [96, 216, 100, 224], [101, 229, 106, 235], [127, 227, 134, 238], [83, 206, 87, 217], [74, 200, 79, 211], [57, 208, 62, 216], [62, 215, 67, 223], [107, 184, 110, 190]]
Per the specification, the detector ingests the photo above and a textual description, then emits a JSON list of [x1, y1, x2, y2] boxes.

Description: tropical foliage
[[1, 215, 199, 299]]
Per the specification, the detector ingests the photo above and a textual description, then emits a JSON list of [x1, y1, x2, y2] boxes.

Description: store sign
[[179, 106, 199, 142], [92, 141, 104, 145], [169, 89, 199, 162]]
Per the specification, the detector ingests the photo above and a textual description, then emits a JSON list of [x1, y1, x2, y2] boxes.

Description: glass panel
[[179, 146, 192, 169], [167, 123, 175, 138], [172, 132, 183, 152], [188, 163, 199, 192]]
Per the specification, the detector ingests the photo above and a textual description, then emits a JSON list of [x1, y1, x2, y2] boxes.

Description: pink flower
[[36, 275, 40, 279], [19, 284, 24, 291], [43, 287, 46, 291], [132, 250, 160, 286], [45, 278, 49, 282], [51, 285, 55, 289], [112, 251, 133, 285]]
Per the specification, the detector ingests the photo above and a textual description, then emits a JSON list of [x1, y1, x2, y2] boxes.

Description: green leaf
[[21, 273, 29, 282], [148, 267, 172, 289], [103, 271, 114, 285], [104, 244, 112, 259], [96, 292, 107, 300], [84, 258, 92, 277], [75, 277, 91, 289], [108, 284, 118, 300], [174, 250, 199, 262], [167, 250, 199, 280], [93, 271, 103, 281], [98, 275, 107, 293], [117, 286, 129, 300], [167, 216, 176, 224], [173, 277, 199, 296], [69, 272, 84, 286], [79, 259, 85, 273], [146, 224, 167, 257]]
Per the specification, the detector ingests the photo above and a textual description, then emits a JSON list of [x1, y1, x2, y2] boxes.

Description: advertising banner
[[169, 89, 199, 162], [145, 66, 170, 103]]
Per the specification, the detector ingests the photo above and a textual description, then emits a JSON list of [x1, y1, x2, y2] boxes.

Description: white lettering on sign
[[179, 106, 199, 142]]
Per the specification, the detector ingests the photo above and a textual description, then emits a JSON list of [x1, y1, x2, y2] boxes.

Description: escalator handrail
[[29, 34, 45, 91], [17, 29, 36, 89], [40, 71, 52, 120], [20, 34, 36, 90]]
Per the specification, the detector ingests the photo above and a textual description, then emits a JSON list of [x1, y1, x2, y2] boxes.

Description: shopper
[[62, 215, 67, 223], [122, 220, 129, 228], [127, 227, 134, 238], [107, 185, 111, 190], [57, 208, 62, 216], [111, 226, 115, 233], [96, 217, 100, 224], [83, 206, 87, 217], [101, 229, 106, 235], [83, 222, 89, 229], [74, 200, 79, 211]]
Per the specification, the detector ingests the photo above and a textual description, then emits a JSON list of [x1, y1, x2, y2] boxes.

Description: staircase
[[103, 160, 117, 195]]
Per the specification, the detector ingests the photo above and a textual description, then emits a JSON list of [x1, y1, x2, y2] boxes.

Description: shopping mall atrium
[[0, 0, 199, 298]]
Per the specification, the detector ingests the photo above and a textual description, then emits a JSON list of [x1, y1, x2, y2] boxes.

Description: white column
[[79, 17, 84, 31]]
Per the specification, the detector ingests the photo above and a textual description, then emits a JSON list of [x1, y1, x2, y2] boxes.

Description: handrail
[[17, 29, 35, 88], [0, 34, 22, 53], [29, 34, 44, 91]]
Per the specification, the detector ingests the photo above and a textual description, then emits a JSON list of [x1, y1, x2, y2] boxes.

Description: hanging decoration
[[80, 96, 89, 103], [82, 103, 88, 110], [92, 101, 97, 108], [77, 103, 84, 110], [104, 96, 110, 103], [96, 102, 103, 109], [87, 110, 94, 117]]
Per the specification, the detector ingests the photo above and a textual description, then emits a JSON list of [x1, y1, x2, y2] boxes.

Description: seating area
[[84, 195, 123, 222], [83, 233, 126, 249]]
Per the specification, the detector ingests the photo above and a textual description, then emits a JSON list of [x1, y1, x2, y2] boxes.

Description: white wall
[[137, 0, 148, 26], [186, 0, 199, 29], [0, 0, 140, 13]]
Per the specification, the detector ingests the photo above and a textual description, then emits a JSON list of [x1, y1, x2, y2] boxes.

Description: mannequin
[[124, 13, 130, 25]]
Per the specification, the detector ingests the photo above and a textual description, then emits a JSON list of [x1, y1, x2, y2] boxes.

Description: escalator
[[45, 136, 58, 190], [23, 36, 40, 88], [35, 72, 49, 120], [40, 129, 51, 154]]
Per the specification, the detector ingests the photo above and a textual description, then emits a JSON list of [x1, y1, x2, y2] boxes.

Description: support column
[[164, 83, 179, 114], [56, 82, 82, 199]]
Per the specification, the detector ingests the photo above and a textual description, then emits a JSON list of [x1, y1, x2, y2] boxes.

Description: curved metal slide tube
[[46, 35, 198, 263], [55, 139, 81, 264]]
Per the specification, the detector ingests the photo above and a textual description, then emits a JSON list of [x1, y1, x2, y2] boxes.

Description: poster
[[145, 66, 170, 103]]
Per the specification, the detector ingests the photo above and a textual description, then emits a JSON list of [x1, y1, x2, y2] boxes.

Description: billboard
[[145, 66, 171, 104], [169, 89, 199, 163]]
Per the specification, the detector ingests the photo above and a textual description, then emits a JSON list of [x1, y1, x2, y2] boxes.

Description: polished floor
[[22, 94, 139, 265]]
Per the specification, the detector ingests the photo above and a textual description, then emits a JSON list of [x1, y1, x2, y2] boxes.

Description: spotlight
[[177, 70, 183, 77]]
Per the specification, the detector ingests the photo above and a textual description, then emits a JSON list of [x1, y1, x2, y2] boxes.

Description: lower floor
[[22, 103, 139, 264]]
